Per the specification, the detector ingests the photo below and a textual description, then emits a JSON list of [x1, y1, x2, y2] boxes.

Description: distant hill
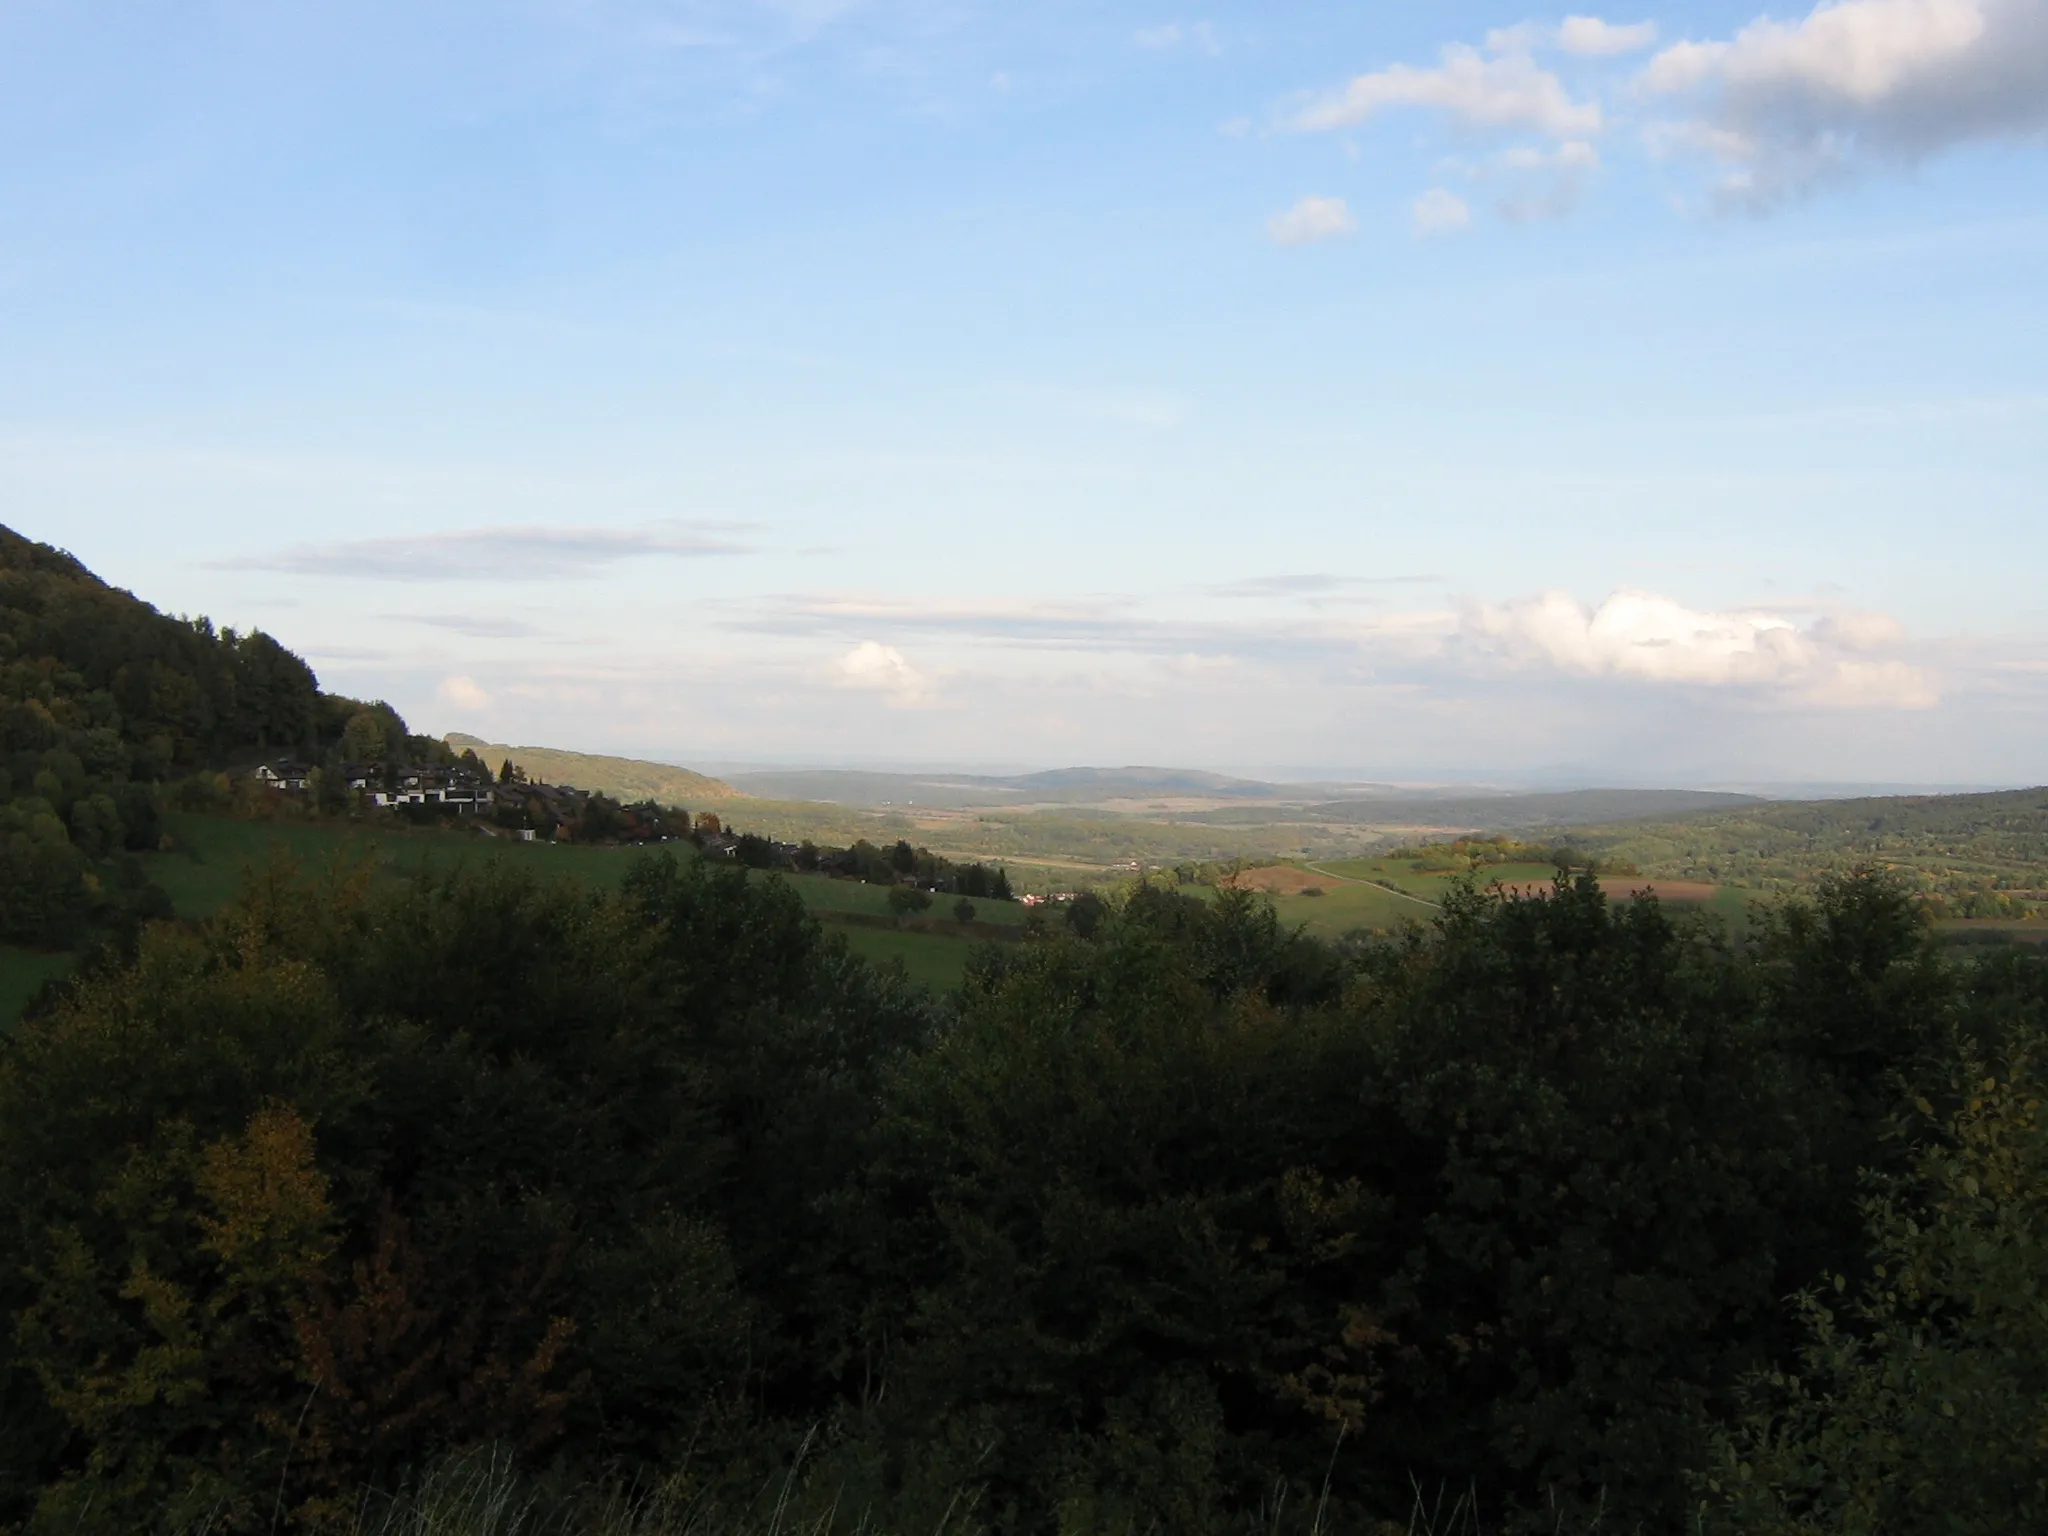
[[1004, 765, 1283, 798], [1303, 788, 1764, 827], [1181, 787, 1765, 830], [726, 764, 1310, 809], [444, 736, 742, 807]]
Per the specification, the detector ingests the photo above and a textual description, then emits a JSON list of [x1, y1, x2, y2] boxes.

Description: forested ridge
[[0, 525, 420, 946]]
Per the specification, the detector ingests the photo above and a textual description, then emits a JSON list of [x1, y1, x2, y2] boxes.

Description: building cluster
[[252, 758, 514, 811], [247, 758, 669, 848]]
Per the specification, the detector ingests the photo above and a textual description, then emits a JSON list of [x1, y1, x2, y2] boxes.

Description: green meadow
[[2, 815, 1029, 1029]]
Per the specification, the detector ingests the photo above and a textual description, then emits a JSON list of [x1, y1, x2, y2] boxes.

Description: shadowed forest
[[6, 854, 2048, 1533]]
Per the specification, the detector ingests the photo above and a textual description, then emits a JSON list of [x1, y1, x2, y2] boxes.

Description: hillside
[[1571, 785, 2048, 918], [445, 734, 743, 806], [0, 524, 329, 944]]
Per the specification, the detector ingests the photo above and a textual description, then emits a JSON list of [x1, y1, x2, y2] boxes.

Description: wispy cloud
[[1205, 573, 1443, 603], [220, 521, 753, 581], [1134, 19, 1220, 55], [1267, 194, 1358, 246], [1556, 16, 1659, 57], [1412, 188, 1473, 237], [1291, 41, 1601, 137]]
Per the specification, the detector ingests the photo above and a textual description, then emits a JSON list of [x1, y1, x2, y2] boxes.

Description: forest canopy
[[4, 856, 2045, 1533]]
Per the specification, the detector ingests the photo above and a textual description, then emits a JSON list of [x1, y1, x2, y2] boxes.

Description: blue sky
[[5, 0, 2046, 782]]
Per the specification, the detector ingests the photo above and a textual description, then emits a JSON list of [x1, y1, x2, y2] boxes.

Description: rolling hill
[[444, 735, 744, 807]]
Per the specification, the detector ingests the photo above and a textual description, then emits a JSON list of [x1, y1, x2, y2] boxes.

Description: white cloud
[[437, 674, 491, 710], [1293, 42, 1602, 136], [1640, 0, 2048, 206], [1557, 16, 1660, 56], [1134, 23, 1182, 49], [1460, 589, 1938, 706], [833, 641, 936, 707], [1267, 195, 1358, 245], [1412, 188, 1473, 236]]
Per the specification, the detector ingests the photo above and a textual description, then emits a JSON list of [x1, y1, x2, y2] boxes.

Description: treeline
[[794, 835, 1013, 900], [3, 862, 2044, 1532], [1386, 834, 1597, 871]]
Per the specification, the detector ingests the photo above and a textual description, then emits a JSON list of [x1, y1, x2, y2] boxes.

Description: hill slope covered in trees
[[0, 525, 425, 945]]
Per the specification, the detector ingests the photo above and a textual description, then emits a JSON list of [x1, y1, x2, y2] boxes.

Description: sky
[[3, 0, 2046, 784]]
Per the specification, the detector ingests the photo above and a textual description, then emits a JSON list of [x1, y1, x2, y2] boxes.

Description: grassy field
[[145, 814, 676, 917], [1, 816, 1027, 1029], [831, 926, 987, 989]]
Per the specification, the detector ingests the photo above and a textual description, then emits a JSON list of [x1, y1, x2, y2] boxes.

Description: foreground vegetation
[[5, 852, 2046, 1533]]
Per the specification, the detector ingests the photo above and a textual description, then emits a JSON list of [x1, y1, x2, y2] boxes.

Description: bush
[[887, 885, 932, 918]]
